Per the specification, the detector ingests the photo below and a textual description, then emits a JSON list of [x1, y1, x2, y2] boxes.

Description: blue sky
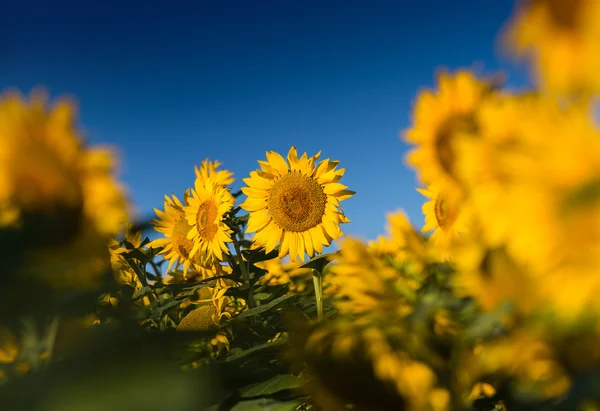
[[1, 0, 530, 242]]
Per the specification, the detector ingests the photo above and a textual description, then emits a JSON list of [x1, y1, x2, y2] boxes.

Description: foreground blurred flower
[[255, 257, 313, 294], [404, 71, 497, 195], [184, 177, 234, 266], [504, 0, 600, 94], [241, 147, 354, 262], [0, 90, 128, 242]]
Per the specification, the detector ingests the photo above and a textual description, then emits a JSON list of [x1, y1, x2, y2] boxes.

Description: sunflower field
[[1, 1, 600, 410]]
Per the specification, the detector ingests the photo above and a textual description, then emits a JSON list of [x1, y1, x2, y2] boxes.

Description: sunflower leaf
[[235, 294, 297, 320], [299, 253, 336, 272], [238, 374, 306, 398]]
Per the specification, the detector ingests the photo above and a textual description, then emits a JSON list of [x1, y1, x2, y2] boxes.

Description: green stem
[[312, 269, 323, 321], [234, 232, 256, 308]]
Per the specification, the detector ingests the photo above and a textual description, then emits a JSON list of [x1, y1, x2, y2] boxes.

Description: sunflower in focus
[[241, 147, 354, 262], [184, 177, 234, 265], [504, 0, 600, 94], [148, 192, 204, 276], [194, 159, 235, 187], [176, 286, 244, 354], [404, 71, 497, 195], [256, 257, 313, 293], [417, 185, 470, 259]]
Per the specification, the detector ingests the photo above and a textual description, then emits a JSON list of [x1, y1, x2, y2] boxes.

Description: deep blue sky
[[1, 0, 529, 242]]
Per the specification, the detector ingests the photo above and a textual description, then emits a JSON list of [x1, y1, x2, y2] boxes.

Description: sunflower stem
[[312, 269, 323, 321], [233, 232, 256, 309]]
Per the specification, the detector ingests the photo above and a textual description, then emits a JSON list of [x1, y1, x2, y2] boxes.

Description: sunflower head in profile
[[184, 177, 235, 266], [176, 286, 243, 354], [404, 70, 498, 196], [240, 147, 354, 262], [417, 185, 470, 259], [194, 158, 235, 187], [148, 191, 202, 276]]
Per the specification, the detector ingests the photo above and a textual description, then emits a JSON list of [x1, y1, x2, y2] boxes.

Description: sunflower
[[503, 0, 600, 94], [184, 177, 234, 265], [176, 286, 243, 353], [194, 158, 234, 187], [0, 90, 127, 239], [255, 257, 313, 293], [368, 210, 428, 264], [417, 185, 470, 259], [404, 70, 497, 195], [148, 191, 204, 276], [241, 147, 354, 262]]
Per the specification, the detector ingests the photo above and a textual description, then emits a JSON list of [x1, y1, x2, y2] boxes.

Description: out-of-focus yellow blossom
[[452, 242, 540, 314], [241, 147, 353, 262], [469, 330, 571, 400], [327, 238, 420, 319], [184, 177, 234, 266], [194, 159, 235, 187], [0, 328, 19, 364], [417, 185, 471, 259], [0, 90, 127, 238], [504, 0, 600, 94], [255, 257, 313, 293], [362, 327, 450, 411], [368, 210, 428, 267], [404, 70, 498, 195]]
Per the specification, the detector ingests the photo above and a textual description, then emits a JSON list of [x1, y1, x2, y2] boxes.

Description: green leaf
[[231, 398, 305, 411], [253, 292, 273, 302], [239, 374, 306, 398], [300, 253, 337, 272], [123, 248, 147, 263], [235, 295, 297, 319], [131, 286, 152, 300], [244, 248, 279, 264], [224, 338, 288, 364]]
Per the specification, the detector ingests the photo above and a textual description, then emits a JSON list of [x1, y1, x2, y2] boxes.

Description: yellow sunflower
[[176, 286, 244, 353], [148, 191, 203, 276], [404, 70, 497, 195], [194, 158, 234, 187], [184, 177, 234, 265], [503, 0, 600, 94], [417, 185, 470, 258], [255, 257, 313, 293], [368, 210, 428, 264], [0, 90, 127, 238], [241, 147, 354, 262]]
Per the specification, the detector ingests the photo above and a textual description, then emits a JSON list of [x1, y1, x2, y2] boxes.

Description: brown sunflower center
[[196, 200, 219, 241], [542, 0, 581, 30], [172, 216, 195, 259], [434, 194, 458, 231], [268, 173, 327, 232], [435, 114, 476, 178]]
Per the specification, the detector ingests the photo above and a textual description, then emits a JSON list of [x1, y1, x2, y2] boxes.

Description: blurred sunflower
[[148, 192, 204, 276], [241, 147, 354, 262], [368, 210, 428, 265], [0, 90, 127, 240], [417, 185, 470, 258], [194, 159, 235, 187], [327, 238, 419, 319], [404, 71, 496, 194], [504, 0, 600, 93], [184, 178, 235, 265]]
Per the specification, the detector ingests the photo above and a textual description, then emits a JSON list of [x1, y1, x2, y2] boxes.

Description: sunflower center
[[543, 0, 581, 30], [435, 115, 476, 178], [176, 304, 218, 332], [172, 216, 195, 258], [268, 173, 327, 232], [434, 194, 458, 231], [196, 200, 219, 241]]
